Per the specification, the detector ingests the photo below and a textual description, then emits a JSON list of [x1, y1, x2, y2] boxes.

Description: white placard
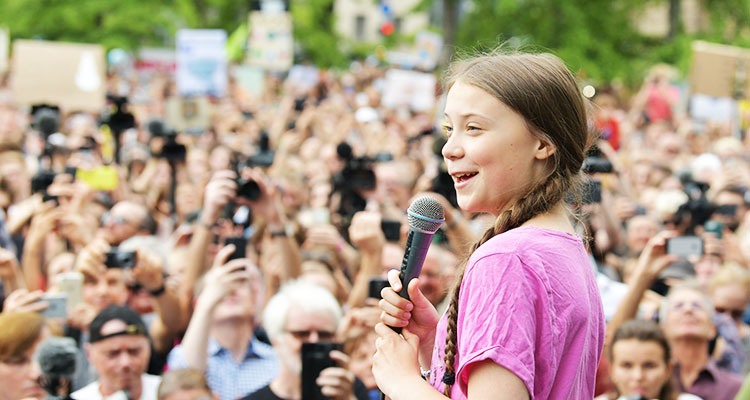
[[0, 28, 8, 74], [382, 69, 436, 112], [176, 29, 228, 97]]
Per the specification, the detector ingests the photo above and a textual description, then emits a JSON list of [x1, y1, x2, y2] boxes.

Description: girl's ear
[[534, 139, 557, 161]]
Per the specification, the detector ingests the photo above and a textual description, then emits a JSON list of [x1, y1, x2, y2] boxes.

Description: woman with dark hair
[[597, 319, 702, 400], [372, 50, 605, 399], [0, 312, 51, 400]]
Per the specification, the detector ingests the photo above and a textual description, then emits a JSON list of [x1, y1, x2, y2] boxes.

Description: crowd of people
[[0, 50, 748, 400]]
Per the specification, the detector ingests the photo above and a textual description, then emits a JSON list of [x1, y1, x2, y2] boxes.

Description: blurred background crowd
[[1, 1, 750, 400]]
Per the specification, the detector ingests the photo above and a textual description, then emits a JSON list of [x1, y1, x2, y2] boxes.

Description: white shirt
[[71, 374, 161, 400]]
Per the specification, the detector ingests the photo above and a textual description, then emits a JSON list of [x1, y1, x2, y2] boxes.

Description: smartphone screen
[[301, 342, 342, 400], [57, 272, 83, 310], [40, 294, 67, 319], [381, 219, 402, 242], [666, 236, 703, 258], [368, 277, 389, 300], [224, 237, 247, 261]]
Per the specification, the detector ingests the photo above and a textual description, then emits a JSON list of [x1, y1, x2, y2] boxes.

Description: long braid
[[442, 172, 570, 395]]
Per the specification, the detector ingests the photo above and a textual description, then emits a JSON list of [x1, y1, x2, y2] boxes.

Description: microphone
[[35, 337, 78, 400], [393, 196, 445, 333]]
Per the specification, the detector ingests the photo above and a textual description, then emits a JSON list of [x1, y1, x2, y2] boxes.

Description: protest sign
[[415, 31, 442, 71], [690, 41, 750, 99], [11, 40, 105, 112], [232, 65, 266, 98], [136, 47, 176, 72], [246, 11, 293, 71], [382, 69, 436, 112], [176, 29, 228, 97], [165, 96, 212, 134]]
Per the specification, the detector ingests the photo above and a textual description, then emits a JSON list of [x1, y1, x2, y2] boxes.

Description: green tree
[[290, 0, 347, 67]]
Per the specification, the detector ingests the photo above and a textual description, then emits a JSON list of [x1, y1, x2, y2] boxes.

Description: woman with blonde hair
[[0, 312, 51, 400]]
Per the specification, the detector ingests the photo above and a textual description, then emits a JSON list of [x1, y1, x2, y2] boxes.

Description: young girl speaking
[[373, 51, 606, 399]]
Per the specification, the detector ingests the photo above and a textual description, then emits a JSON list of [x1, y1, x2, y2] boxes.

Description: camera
[[31, 170, 56, 195], [148, 119, 186, 162], [105, 248, 137, 269], [333, 142, 392, 191], [582, 157, 613, 174], [246, 132, 275, 168]]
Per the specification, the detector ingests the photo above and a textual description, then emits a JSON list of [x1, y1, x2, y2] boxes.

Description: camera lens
[[236, 179, 261, 200]]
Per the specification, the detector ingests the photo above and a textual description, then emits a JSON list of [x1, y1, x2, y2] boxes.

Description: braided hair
[[440, 51, 591, 395]]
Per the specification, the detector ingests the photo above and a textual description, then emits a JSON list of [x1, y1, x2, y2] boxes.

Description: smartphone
[[42, 193, 59, 205], [301, 342, 342, 400], [716, 204, 738, 217], [105, 249, 137, 269], [224, 237, 247, 261], [704, 220, 724, 239], [666, 236, 703, 258], [582, 180, 602, 204], [310, 208, 330, 225], [40, 293, 67, 319], [57, 272, 83, 310], [381, 219, 402, 242], [368, 277, 390, 300], [77, 166, 119, 191]]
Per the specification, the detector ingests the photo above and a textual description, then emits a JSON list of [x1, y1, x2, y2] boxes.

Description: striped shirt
[[167, 336, 279, 400]]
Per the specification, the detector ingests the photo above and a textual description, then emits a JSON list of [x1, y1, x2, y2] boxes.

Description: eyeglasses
[[715, 307, 744, 320], [101, 212, 129, 226], [671, 300, 706, 313], [287, 330, 336, 341]]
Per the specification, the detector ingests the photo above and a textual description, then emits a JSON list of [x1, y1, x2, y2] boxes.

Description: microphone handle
[[392, 229, 434, 334]]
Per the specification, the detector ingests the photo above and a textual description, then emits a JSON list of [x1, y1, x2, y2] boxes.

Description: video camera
[[332, 142, 392, 191], [148, 119, 186, 162]]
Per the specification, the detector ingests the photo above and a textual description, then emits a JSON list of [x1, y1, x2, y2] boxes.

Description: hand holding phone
[[301, 342, 344, 400]]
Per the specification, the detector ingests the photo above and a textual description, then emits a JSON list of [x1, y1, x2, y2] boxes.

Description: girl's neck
[[520, 202, 576, 234]]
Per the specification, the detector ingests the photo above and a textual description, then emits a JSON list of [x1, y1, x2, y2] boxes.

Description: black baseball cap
[[89, 305, 148, 343]]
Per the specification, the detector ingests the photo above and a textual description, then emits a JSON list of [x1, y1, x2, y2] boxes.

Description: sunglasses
[[287, 330, 336, 341], [715, 307, 744, 320]]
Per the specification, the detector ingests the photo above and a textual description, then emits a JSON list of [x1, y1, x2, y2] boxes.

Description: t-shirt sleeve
[[165, 345, 188, 370], [454, 252, 543, 396]]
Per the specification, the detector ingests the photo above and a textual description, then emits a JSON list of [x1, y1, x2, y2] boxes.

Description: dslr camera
[[105, 248, 137, 269]]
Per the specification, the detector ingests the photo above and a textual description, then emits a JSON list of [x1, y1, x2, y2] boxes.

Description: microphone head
[[36, 337, 78, 378], [407, 196, 445, 234]]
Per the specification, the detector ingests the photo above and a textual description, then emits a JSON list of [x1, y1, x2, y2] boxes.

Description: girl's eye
[[442, 125, 453, 135], [467, 125, 482, 132]]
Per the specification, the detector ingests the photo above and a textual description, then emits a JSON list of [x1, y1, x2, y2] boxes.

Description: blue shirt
[[168, 336, 279, 400]]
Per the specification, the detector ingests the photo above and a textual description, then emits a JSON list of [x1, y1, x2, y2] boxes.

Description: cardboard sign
[[232, 65, 266, 98], [0, 28, 8, 74], [176, 29, 228, 97], [11, 40, 106, 112], [246, 12, 293, 71], [165, 96, 212, 134], [382, 69, 436, 112], [690, 41, 750, 98]]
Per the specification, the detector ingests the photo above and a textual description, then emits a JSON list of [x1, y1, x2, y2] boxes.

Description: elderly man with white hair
[[242, 280, 369, 400]]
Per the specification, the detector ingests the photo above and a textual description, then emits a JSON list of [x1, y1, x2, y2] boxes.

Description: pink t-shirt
[[428, 226, 605, 399]]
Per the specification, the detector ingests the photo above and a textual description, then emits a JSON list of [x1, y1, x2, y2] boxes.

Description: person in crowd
[[72, 305, 161, 400], [167, 244, 279, 400], [661, 282, 744, 400], [708, 265, 750, 374], [597, 319, 701, 400], [100, 200, 158, 246], [157, 369, 217, 400], [242, 279, 369, 400], [0, 311, 50, 400], [375, 51, 605, 399]]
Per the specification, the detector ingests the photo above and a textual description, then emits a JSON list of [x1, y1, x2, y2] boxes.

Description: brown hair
[[157, 368, 213, 400], [440, 51, 590, 394], [0, 312, 46, 360], [609, 319, 676, 400]]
